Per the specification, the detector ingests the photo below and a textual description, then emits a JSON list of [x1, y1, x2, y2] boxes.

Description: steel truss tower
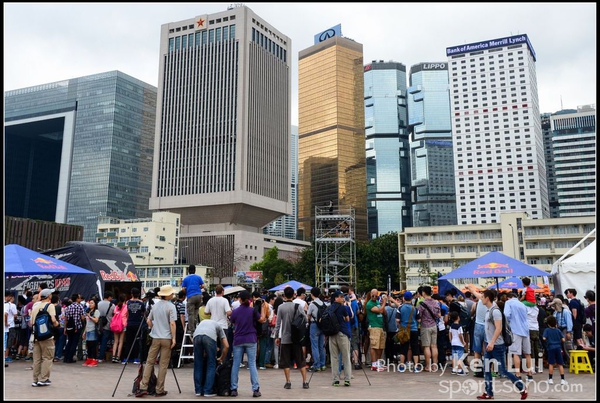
[[315, 205, 356, 292]]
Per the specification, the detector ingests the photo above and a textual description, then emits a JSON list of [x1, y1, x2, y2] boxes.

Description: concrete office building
[[4, 71, 157, 242], [407, 62, 457, 227], [544, 105, 596, 218], [149, 5, 306, 283], [298, 28, 367, 241], [363, 60, 411, 238], [398, 212, 596, 289], [263, 125, 299, 240], [446, 34, 549, 224]]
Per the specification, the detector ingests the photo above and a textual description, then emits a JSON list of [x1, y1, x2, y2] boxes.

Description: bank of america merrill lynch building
[[149, 6, 298, 280]]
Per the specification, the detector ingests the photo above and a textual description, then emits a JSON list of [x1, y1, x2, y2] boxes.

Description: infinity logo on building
[[318, 29, 336, 42], [313, 24, 342, 45]]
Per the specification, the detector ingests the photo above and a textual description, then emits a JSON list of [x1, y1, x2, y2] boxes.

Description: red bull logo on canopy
[[474, 262, 513, 275]]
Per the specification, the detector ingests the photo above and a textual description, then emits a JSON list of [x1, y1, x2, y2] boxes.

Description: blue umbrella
[[269, 280, 312, 292], [487, 276, 541, 290], [439, 251, 549, 289], [4, 244, 96, 275]]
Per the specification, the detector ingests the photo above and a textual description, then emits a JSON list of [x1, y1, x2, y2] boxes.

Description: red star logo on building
[[196, 18, 205, 28]]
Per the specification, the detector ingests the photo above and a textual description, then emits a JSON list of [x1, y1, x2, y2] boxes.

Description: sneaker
[[121, 360, 128, 364], [135, 389, 148, 398], [293, 363, 297, 369], [332, 381, 340, 387], [303, 382, 309, 389], [265, 363, 274, 368], [5, 357, 13, 363], [526, 376, 533, 383], [413, 367, 422, 374], [371, 365, 378, 371], [451, 370, 457, 375], [97, 359, 104, 363], [88, 360, 98, 367], [457, 370, 467, 376], [38, 380, 51, 386], [320, 366, 327, 372], [344, 381, 351, 387], [477, 393, 494, 400], [273, 364, 279, 369], [82, 358, 91, 366], [376, 366, 386, 372], [230, 389, 238, 397], [520, 388, 528, 400], [204, 393, 216, 397], [24, 356, 33, 361], [259, 366, 267, 370], [253, 388, 261, 397], [31, 382, 39, 387], [548, 379, 554, 385], [283, 382, 291, 389], [354, 363, 362, 370], [308, 367, 319, 372], [133, 359, 141, 364], [560, 379, 568, 385], [239, 363, 246, 368]]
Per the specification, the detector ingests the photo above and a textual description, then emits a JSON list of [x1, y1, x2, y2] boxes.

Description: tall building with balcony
[[407, 62, 457, 227], [4, 71, 157, 241], [544, 105, 596, 217], [298, 31, 367, 241], [149, 5, 305, 283], [446, 34, 549, 224], [363, 60, 411, 238]]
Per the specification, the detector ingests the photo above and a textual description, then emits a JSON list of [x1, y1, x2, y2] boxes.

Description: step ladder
[[177, 322, 194, 368]]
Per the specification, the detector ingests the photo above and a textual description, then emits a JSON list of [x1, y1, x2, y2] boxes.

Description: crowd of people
[[4, 272, 596, 399]]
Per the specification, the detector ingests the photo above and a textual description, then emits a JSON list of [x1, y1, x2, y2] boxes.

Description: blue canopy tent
[[438, 272, 465, 298], [269, 280, 312, 292], [4, 244, 96, 276], [487, 276, 542, 290], [439, 251, 549, 290]]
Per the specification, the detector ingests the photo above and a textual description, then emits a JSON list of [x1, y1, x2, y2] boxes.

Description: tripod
[[112, 301, 181, 397]]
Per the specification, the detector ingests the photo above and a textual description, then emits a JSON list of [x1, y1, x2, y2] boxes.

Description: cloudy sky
[[4, 3, 596, 124]]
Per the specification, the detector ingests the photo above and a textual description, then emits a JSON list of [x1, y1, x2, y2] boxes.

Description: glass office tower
[[4, 71, 157, 241], [298, 35, 367, 241], [407, 62, 457, 227], [364, 61, 411, 238]]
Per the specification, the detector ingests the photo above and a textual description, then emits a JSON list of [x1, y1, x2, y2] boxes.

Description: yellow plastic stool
[[569, 350, 594, 374]]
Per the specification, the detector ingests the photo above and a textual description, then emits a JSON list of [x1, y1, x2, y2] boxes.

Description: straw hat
[[548, 297, 564, 311], [158, 284, 175, 297]]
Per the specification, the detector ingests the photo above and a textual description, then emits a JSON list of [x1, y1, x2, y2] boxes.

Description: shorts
[[508, 333, 531, 356], [472, 323, 486, 355], [547, 347, 564, 366], [279, 343, 305, 369], [368, 327, 386, 350], [420, 326, 437, 347], [451, 345, 465, 361]]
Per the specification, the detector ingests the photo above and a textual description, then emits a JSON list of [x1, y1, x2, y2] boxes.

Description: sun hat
[[158, 284, 175, 297]]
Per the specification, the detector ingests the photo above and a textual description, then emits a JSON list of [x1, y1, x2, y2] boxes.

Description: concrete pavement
[[4, 358, 596, 401]]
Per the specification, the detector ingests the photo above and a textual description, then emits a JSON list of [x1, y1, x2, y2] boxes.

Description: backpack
[[132, 363, 157, 396], [357, 299, 366, 324], [291, 303, 307, 343], [33, 303, 54, 341], [214, 359, 233, 396], [492, 306, 513, 347], [576, 299, 586, 325], [110, 305, 125, 333], [253, 299, 268, 337], [314, 301, 327, 330], [319, 304, 341, 336], [451, 301, 472, 329], [97, 302, 113, 335]]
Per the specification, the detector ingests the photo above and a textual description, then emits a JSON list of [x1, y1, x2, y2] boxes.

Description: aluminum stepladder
[[177, 322, 194, 368]]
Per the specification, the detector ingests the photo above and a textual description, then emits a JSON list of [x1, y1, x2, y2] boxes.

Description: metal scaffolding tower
[[314, 205, 356, 292]]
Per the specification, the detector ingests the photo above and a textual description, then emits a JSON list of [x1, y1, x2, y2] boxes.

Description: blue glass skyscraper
[[4, 71, 157, 241], [407, 63, 457, 226], [364, 61, 411, 238]]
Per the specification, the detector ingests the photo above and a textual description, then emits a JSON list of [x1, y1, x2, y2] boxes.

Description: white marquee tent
[[551, 239, 596, 301]]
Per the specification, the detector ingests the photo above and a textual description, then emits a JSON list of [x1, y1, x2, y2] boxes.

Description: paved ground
[[4, 358, 596, 401]]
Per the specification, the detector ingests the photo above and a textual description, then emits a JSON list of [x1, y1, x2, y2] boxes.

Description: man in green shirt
[[365, 289, 387, 371]]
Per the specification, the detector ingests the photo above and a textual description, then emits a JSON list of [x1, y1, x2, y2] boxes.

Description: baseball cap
[[403, 291, 413, 300], [332, 290, 344, 299], [40, 288, 55, 298], [239, 290, 251, 301]]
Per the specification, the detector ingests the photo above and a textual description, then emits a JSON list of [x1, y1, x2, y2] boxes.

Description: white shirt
[[293, 298, 307, 312], [4, 301, 18, 332], [204, 296, 232, 329]]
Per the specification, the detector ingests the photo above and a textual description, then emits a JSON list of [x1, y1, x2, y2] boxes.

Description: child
[[520, 277, 536, 307], [542, 315, 568, 385], [448, 311, 468, 375]]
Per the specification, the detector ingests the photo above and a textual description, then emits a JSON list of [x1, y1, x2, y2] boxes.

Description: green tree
[[250, 246, 294, 289]]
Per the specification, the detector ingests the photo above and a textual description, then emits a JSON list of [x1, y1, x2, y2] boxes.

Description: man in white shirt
[[504, 292, 534, 382], [204, 285, 232, 361], [4, 291, 18, 364]]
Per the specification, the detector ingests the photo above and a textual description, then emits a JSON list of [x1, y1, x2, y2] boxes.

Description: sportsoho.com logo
[[439, 378, 584, 398]]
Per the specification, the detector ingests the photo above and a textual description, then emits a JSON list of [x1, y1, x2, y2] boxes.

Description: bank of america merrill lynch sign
[[446, 34, 536, 61]]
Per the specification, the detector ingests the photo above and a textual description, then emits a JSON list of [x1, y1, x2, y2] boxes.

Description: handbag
[[395, 305, 414, 344]]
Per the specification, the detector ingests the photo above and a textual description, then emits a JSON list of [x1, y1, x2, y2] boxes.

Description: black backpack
[[214, 360, 233, 396], [253, 299, 268, 337], [319, 304, 341, 336], [132, 363, 157, 396], [451, 301, 471, 329], [576, 299, 586, 325], [34, 303, 54, 341], [291, 303, 307, 344], [315, 301, 327, 330]]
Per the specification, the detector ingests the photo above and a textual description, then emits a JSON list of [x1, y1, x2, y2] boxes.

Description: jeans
[[483, 344, 525, 397], [258, 336, 269, 367], [264, 337, 274, 365], [64, 329, 81, 362], [231, 343, 259, 392], [97, 329, 113, 361], [194, 335, 218, 395], [310, 323, 326, 368], [54, 328, 67, 359]]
